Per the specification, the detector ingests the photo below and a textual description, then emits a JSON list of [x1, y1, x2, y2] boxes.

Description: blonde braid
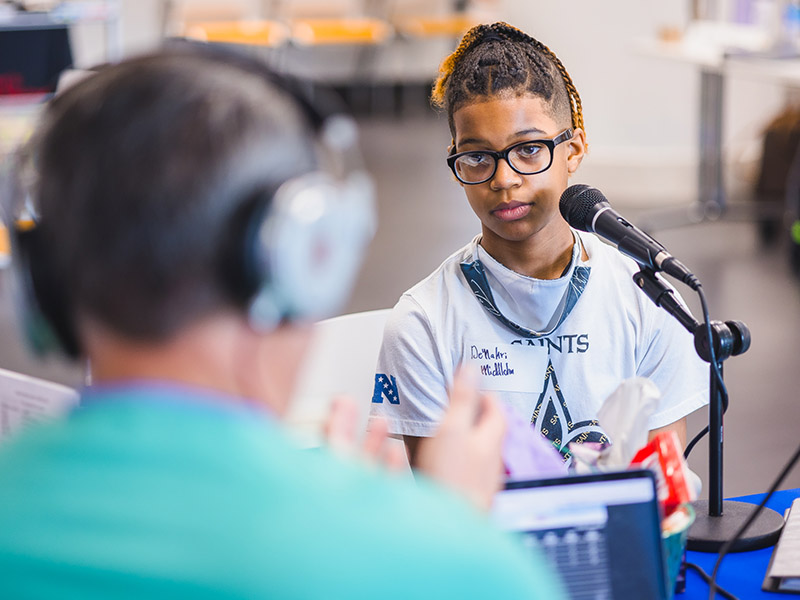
[[526, 38, 584, 133], [494, 22, 584, 134], [431, 24, 490, 109]]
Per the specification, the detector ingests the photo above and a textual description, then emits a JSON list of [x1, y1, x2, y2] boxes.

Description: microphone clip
[[632, 267, 750, 362]]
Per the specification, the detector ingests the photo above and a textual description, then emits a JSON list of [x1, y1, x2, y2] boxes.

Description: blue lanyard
[[459, 236, 590, 339]]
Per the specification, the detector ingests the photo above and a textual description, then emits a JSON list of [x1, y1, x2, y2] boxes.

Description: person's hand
[[323, 395, 408, 472], [415, 366, 506, 511]]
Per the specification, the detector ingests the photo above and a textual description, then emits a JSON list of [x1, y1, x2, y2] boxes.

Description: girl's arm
[[648, 417, 687, 448]]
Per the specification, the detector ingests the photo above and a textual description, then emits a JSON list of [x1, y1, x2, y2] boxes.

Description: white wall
[[502, 1, 695, 151], [499, 0, 787, 206], [69, 0, 163, 66], [69, 0, 790, 206]]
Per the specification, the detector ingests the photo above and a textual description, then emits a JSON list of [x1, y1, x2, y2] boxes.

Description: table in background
[[678, 487, 800, 599], [635, 23, 800, 232]]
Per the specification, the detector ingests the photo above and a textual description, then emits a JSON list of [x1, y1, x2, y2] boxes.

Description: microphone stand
[[633, 268, 785, 552]]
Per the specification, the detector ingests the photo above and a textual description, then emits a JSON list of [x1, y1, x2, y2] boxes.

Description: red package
[[630, 431, 695, 516]]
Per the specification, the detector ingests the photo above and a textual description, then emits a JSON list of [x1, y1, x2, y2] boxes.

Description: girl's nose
[[490, 157, 524, 190]]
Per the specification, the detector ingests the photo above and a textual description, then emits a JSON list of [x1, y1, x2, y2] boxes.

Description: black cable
[[707, 440, 800, 600], [684, 425, 709, 459], [683, 285, 730, 461], [684, 562, 738, 600], [685, 382, 730, 458]]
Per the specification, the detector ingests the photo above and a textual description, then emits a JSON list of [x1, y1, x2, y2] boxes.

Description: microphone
[[559, 184, 700, 290]]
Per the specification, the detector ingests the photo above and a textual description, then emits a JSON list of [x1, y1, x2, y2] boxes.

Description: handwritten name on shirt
[[466, 342, 548, 393]]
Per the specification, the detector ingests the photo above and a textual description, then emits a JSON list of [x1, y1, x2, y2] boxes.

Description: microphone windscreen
[[559, 184, 608, 231]]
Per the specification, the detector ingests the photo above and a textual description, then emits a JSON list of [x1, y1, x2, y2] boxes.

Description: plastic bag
[[501, 404, 567, 481]]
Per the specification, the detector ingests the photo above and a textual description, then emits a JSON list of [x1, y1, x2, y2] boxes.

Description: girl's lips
[[492, 202, 532, 222]]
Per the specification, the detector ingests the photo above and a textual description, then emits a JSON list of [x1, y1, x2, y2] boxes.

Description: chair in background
[[162, 1, 290, 48], [390, 0, 486, 40], [286, 308, 392, 450], [164, 0, 394, 111], [181, 20, 290, 47], [269, 0, 392, 44], [371, 0, 498, 115], [162, 0, 251, 37], [0, 226, 8, 269], [286, 308, 410, 475], [753, 103, 800, 277], [264, 0, 394, 111]]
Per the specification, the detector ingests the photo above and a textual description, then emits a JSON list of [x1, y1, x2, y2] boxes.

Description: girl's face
[[451, 94, 585, 252]]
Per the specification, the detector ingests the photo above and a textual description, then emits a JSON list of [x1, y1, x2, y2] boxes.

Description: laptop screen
[[491, 469, 668, 600]]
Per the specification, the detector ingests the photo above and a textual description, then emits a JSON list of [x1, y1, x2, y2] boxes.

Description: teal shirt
[[0, 383, 562, 599]]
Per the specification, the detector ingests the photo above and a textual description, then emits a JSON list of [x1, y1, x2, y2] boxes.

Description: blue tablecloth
[[677, 488, 800, 599]]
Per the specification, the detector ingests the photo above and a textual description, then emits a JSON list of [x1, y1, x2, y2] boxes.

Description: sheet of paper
[[0, 367, 78, 441], [768, 498, 800, 578]]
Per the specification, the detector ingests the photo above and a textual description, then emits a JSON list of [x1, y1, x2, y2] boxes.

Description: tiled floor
[[1, 109, 798, 499]]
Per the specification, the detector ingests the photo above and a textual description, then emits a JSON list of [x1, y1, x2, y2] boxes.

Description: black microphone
[[559, 184, 700, 290]]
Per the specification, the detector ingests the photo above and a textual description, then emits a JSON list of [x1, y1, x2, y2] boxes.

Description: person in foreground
[[0, 47, 562, 598], [370, 22, 708, 466]]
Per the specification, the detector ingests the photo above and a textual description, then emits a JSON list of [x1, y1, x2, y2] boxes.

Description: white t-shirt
[[370, 232, 708, 463]]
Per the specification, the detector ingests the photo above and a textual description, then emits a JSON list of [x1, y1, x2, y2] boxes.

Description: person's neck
[[82, 314, 309, 417], [480, 224, 577, 279]]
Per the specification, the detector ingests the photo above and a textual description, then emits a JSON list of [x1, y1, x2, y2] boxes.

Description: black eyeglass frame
[[447, 128, 574, 185]]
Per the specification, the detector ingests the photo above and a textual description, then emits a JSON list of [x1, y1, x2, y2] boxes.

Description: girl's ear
[[566, 128, 586, 175], [448, 140, 465, 188]]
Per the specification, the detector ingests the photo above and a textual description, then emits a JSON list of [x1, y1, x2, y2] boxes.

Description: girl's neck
[[479, 224, 577, 279]]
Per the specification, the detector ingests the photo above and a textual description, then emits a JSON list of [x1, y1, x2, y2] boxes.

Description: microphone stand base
[[686, 500, 785, 553]]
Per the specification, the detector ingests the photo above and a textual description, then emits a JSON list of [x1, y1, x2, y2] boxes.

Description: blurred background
[[2, 0, 800, 497]]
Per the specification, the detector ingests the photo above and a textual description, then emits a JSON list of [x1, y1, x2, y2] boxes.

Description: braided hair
[[432, 22, 584, 139]]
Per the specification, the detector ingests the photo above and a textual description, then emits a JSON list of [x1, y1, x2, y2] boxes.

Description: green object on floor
[[791, 220, 800, 245]]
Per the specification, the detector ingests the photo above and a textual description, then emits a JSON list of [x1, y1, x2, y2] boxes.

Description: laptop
[[491, 469, 669, 600]]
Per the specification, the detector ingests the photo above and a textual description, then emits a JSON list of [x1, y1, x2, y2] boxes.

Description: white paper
[[769, 498, 800, 578], [0, 367, 79, 441]]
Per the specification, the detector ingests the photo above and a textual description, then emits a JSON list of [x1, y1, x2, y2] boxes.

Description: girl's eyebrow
[[457, 127, 548, 148]]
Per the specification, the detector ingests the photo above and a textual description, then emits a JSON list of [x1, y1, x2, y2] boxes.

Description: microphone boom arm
[[631, 268, 750, 362], [630, 267, 780, 556], [632, 267, 700, 335]]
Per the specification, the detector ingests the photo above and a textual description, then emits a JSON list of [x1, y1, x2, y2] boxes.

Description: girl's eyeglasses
[[447, 129, 573, 185]]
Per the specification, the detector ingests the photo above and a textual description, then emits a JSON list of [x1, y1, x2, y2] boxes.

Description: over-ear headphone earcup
[[246, 171, 375, 331], [12, 226, 81, 358]]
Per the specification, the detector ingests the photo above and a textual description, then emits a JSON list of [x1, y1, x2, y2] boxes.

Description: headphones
[[1, 44, 376, 360]]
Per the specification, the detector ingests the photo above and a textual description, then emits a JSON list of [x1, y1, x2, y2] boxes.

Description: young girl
[[370, 22, 708, 466]]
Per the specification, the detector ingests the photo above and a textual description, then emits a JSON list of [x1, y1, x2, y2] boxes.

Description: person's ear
[[448, 141, 465, 188], [565, 128, 586, 175]]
